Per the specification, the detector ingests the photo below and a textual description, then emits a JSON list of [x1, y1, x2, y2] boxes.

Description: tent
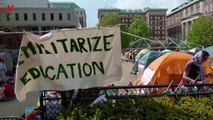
[[180, 50, 195, 56], [161, 49, 172, 54], [204, 46, 213, 58], [0, 52, 14, 72], [137, 51, 163, 74], [189, 48, 202, 54], [131, 49, 150, 74], [135, 48, 150, 61], [204, 46, 213, 66], [138, 52, 191, 85], [138, 52, 213, 86]]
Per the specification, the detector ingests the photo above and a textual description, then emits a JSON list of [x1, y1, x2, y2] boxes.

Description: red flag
[[125, 81, 134, 95], [166, 81, 173, 91], [175, 80, 184, 92], [149, 78, 158, 94]]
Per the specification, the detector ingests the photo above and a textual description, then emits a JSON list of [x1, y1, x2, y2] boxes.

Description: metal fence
[[39, 83, 213, 120]]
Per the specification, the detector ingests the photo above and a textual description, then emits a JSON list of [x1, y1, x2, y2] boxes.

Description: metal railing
[[39, 83, 213, 120]]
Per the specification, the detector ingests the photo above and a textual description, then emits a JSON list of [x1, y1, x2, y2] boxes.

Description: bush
[[57, 96, 213, 120]]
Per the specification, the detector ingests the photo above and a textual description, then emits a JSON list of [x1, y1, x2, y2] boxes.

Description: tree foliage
[[120, 25, 131, 49], [98, 14, 131, 49], [98, 14, 121, 27], [98, 15, 152, 49], [128, 17, 153, 38], [187, 16, 213, 47]]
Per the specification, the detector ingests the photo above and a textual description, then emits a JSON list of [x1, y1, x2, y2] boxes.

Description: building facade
[[51, 2, 87, 28], [98, 8, 144, 26], [167, 0, 213, 40], [119, 10, 144, 26], [0, 0, 85, 50], [144, 9, 167, 41], [98, 8, 167, 41]]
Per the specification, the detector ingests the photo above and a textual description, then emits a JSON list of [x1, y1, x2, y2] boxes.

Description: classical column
[[181, 23, 185, 40], [38, 26, 41, 34], [185, 22, 189, 41]]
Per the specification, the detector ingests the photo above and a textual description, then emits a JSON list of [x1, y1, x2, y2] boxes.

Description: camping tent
[[0, 52, 14, 72], [204, 46, 213, 58], [204, 46, 213, 66], [189, 48, 202, 54], [139, 52, 192, 85], [131, 49, 150, 74], [161, 49, 172, 54], [135, 49, 150, 61], [137, 51, 162, 74], [138, 52, 213, 85]]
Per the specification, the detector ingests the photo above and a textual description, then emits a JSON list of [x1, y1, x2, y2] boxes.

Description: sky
[[50, 0, 188, 27]]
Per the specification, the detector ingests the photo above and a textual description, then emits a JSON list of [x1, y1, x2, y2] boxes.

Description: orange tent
[[137, 52, 213, 85]]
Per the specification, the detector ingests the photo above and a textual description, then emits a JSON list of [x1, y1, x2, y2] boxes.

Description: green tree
[[98, 14, 121, 27], [187, 16, 213, 47], [128, 18, 153, 37], [120, 25, 131, 48], [98, 14, 131, 49], [0, 13, 18, 32]]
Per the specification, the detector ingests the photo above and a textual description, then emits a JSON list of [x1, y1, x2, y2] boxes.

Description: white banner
[[141, 68, 155, 85], [15, 27, 122, 102]]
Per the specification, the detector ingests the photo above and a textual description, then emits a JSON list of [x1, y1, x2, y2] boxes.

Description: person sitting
[[0, 79, 15, 101], [183, 50, 213, 84]]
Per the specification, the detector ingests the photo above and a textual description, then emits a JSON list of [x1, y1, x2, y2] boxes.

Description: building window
[[33, 13, 36, 21], [8, 39, 12, 47], [59, 13, 62, 20], [67, 13, 71, 20], [162, 31, 165, 34], [15, 13, 19, 21], [17, 38, 21, 47], [77, 11, 78, 14], [0, 39, 2, 45], [6, 13, 10, 21], [24, 13, 28, 21], [80, 11, 83, 15], [50, 13, 54, 21], [42, 13, 45, 21], [158, 31, 160, 34], [150, 16, 152, 20], [122, 19, 125, 22]]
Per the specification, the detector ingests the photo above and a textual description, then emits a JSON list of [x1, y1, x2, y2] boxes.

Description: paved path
[[0, 62, 137, 117]]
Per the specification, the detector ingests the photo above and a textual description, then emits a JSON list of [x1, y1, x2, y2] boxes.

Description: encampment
[[138, 52, 213, 86], [137, 51, 162, 74], [131, 48, 150, 74], [138, 52, 192, 85]]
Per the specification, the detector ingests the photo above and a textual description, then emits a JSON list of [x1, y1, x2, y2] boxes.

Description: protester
[[183, 50, 213, 84], [0, 57, 7, 83], [0, 78, 15, 101]]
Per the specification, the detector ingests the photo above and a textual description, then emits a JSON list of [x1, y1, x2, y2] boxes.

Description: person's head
[[201, 50, 209, 63]]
